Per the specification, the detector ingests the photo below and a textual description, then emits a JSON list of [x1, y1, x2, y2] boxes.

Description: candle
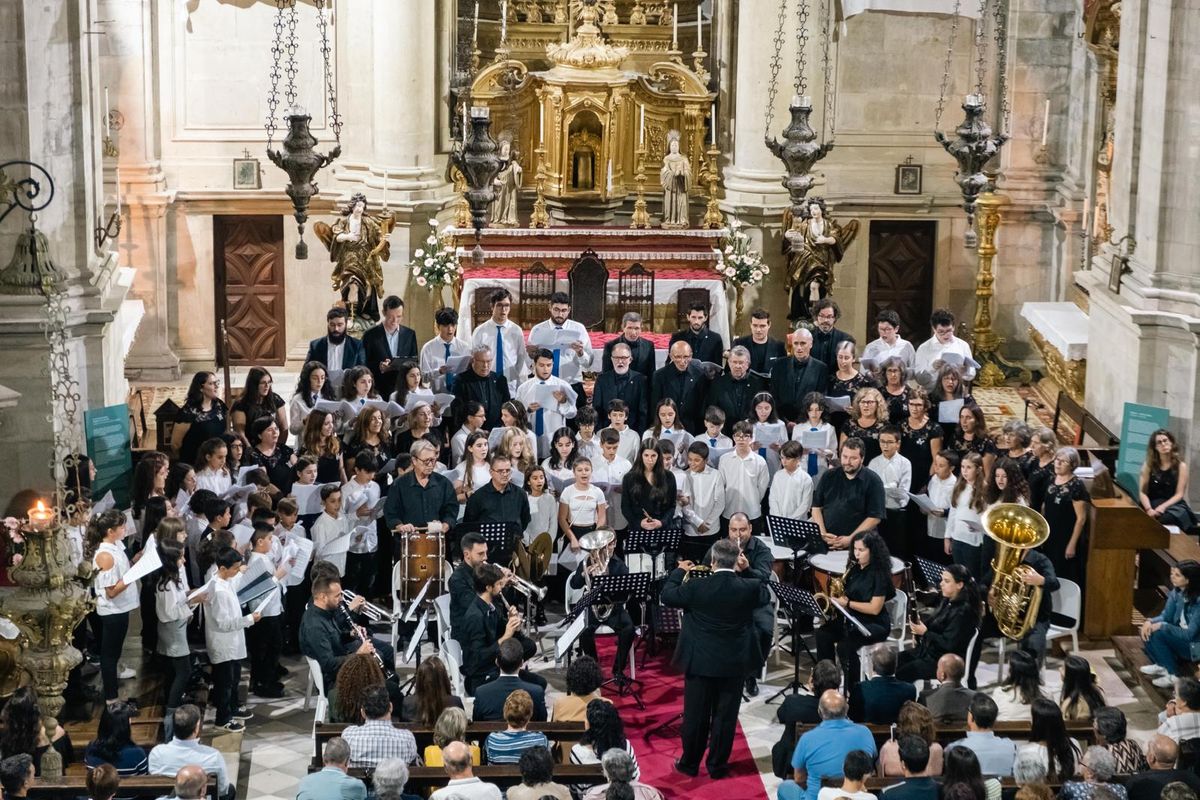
[[462, 101, 469, 138], [104, 87, 110, 135], [710, 102, 716, 145], [501, 0, 507, 42], [697, 3, 702, 45], [1040, 99, 1050, 146], [383, 169, 388, 206], [473, 1, 479, 41], [539, 102, 544, 145], [639, 103, 645, 145], [115, 166, 121, 215], [27, 500, 54, 531], [673, 3, 678, 47], [606, 159, 613, 193]]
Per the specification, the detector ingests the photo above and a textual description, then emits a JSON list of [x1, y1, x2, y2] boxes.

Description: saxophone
[[984, 503, 1050, 640], [814, 562, 851, 620]]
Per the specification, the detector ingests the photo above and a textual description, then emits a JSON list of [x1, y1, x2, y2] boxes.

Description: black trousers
[[579, 609, 636, 675], [679, 673, 744, 774], [895, 649, 939, 682], [343, 551, 377, 598], [283, 576, 311, 653], [165, 654, 192, 711], [247, 614, 283, 688], [814, 616, 889, 687], [98, 611, 130, 701], [211, 659, 241, 725]]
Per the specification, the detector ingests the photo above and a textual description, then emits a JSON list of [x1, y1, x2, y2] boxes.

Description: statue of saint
[[489, 138, 523, 228], [784, 197, 859, 322], [659, 131, 691, 229], [314, 192, 390, 322]]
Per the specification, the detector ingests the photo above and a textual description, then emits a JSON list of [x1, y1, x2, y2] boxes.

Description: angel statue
[[314, 192, 392, 323], [783, 197, 859, 323], [489, 136, 522, 228], [659, 131, 691, 229]]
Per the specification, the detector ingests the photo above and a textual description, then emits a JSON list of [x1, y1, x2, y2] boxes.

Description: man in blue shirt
[[296, 736, 367, 800], [781, 690, 877, 800], [946, 693, 1017, 777]]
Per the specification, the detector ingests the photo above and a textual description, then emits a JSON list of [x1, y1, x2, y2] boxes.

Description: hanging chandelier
[[451, 105, 506, 264], [264, 0, 342, 259]]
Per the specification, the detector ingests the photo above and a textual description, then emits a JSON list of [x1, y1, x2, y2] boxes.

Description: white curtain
[[840, 0, 981, 18]]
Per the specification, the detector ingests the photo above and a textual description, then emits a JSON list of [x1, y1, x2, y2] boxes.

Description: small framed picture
[[1109, 253, 1126, 294], [233, 157, 261, 190], [895, 163, 923, 195]]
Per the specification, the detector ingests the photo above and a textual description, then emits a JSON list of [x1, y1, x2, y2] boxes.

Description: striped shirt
[[342, 720, 419, 768], [483, 730, 549, 764]]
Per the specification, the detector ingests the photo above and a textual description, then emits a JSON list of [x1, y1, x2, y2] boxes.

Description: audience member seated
[[1060, 746, 1129, 800], [343, 686, 419, 769], [782, 690, 877, 800], [371, 757, 423, 800], [1060, 654, 1108, 722], [1139, 428, 1199, 534], [1016, 697, 1081, 781], [297, 736, 368, 800], [1013, 785, 1056, 800], [169, 765, 208, 800], [86, 763, 120, 800], [0, 754, 33, 800], [946, 694, 1016, 778], [881, 735, 938, 800], [430, 740, 503, 800], [850, 645, 917, 724], [1141, 561, 1200, 690], [484, 690, 549, 765], [774, 660, 844, 779], [817, 750, 876, 800], [1126, 735, 1200, 800], [424, 707, 481, 768], [570, 700, 640, 780], [582, 748, 665, 800], [1161, 783, 1200, 800], [0, 686, 74, 775], [1012, 748, 1050, 796], [472, 639, 548, 723], [1091, 707, 1147, 775], [83, 700, 147, 776], [507, 746, 572, 800], [335, 653, 388, 724], [990, 650, 1047, 722], [1159, 678, 1200, 743], [878, 702, 944, 777], [401, 657, 464, 725], [552, 655, 609, 722], [943, 746, 1002, 800], [147, 705, 231, 800], [918, 654, 976, 726]]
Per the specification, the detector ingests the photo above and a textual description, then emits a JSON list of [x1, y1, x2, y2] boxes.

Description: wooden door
[[214, 215, 286, 366], [866, 221, 936, 343]]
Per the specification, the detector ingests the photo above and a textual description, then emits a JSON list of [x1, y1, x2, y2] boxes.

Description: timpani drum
[[807, 551, 905, 594], [401, 531, 444, 602]]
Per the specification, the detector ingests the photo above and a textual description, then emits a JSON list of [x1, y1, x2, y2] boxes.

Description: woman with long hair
[[570, 699, 640, 778], [1020, 697, 1080, 780], [0, 686, 74, 775], [340, 365, 379, 405], [87, 510, 140, 708], [1040, 447, 1091, 582], [946, 452, 988, 576], [130, 451, 168, 525], [401, 656, 463, 725], [171, 371, 229, 465], [497, 426, 536, 478], [839, 386, 887, 464], [897, 563, 983, 682], [750, 391, 788, 475], [942, 745, 999, 800], [877, 356, 911, 424], [621, 441, 678, 538], [231, 366, 287, 437], [950, 405, 997, 476], [246, 416, 297, 496], [1060, 654, 1106, 722], [814, 530, 896, 686], [388, 360, 423, 407], [300, 409, 346, 484], [288, 361, 335, 441], [1140, 428, 1199, 532], [877, 701, 944, 776], [333, 653, 386, 724], [520, 465, 558, 585], [992, 648, 1048, 721], [343, 406, 393, 480], [986, 457, 1030, 506], [1026, 426, 1058, 510], [453, 430, 492, 504], [83, 701, 147, 776], [900, 387, 944, 491], [155, 537, 203, 734], [543, 427, 579, 489], [932, 364, 974, 423], [501, 400, 539, 464], [165, 462, 196, 509], [1141, 560, 1200, 688]]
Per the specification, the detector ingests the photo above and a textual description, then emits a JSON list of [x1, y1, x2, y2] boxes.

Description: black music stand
[[914, 556, 946, 590], [593, 572, 651, 709], [625, 525, 682, 662], [472, 521, 521, 565], [765, 583, 823, 705], [767, 516, 822, 567]]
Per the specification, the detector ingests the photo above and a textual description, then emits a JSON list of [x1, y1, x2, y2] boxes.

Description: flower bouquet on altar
[[714, 218, 769, 318], [407, 219, 463, 298]]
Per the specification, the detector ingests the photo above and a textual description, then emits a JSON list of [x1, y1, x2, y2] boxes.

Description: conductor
[[660, 538, 771, 779]]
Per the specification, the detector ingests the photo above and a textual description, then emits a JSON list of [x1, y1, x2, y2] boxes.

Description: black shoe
[[673, 759, 699, 778], [708, 766, 731, 780], [744, 677, 759, 697], [252, 683, 285, 699], [231, 707, 252, 720], [275, 664, 289, 678]]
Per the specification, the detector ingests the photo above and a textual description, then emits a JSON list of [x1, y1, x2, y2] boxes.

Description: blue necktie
[[443, 342, 455, 391], [494, 324, 504, 379], [806, 427, 819, 476], [552, 328, 562, 377], [710, 437, 717, 447], [535, 380, 545, 437]]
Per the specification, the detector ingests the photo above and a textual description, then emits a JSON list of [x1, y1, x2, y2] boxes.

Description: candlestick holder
[[530, 146, 550, 228], [630, 146, 651, 229], [701, 146, 724, 229], [691, 47, 710, 85]]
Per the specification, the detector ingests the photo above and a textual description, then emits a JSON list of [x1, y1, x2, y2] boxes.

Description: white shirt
[[576, 433, 601, 462], [605, 426, 641, 465], [149, 738, 229, 794], [925, 473, 957, 539], [449, 424, 482, 469], [528, 318, 594, 383], [769, 467, 814, 520], [515, 375, 578, 459], [420, 335, 472, 394], [195, 468, 232, 496], [682, 466, 725, 536], [341, 478, 381, 554], [326, 339, 346, 374], [792, 422, 838, 478], [591, 455, 633, 530], [247, 551, 284, 616], [311, 511, 350, 574], [472, 318, 529, 392], [862, 336, 916, 369], [717, 450, 771, 520], [914, 335, 977, 387], [868, 453, 913, 510], [204, 574, 253, 664], [946, 485, 983, 546], [560, 484, 607, 527], [644, 427, 693, 468], [93, 541, 139, 615], [524, 493, 559, 547]]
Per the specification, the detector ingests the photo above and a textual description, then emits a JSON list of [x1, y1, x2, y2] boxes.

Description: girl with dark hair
[[194, 437, 231, 495], [1060, 654, 1107, 722], [343, 406, 393, 480], [400, 656, 463, 725], [340, 365, 380, 408], [83, 701, 146, 776], [946, 452, 988, 577], [388, 360, 423, 407], [814, 530, 896, 686], [621, 441, 678, 537], [231, 367, 287, 437], [1021, 697, 1080, 780], [570, 699, 640, 779], [135, 495, 170, 656], [1140, 428, 1199, 532], [644, 399, 692, 466], [288, 361, 334, 443], [1041, 446, 1091, 582], [986, 457, 1031, 506], [942, 746, 998, 800], [791, 391, 837, 478], [87, 510, 140, 707], [220, 432, 246, 472], [246, 416, 297, 496], [130, 451, 168, 523], [300, 409, 346, 484], [520, 465, 558, 585], [543, 427, 579, 484], [171, 371, 229, 465], [1141, 560, 1200, 687], [750, 391, 787, 475], [155, 537, 202, 734], [0, 687, 74, 775], [897, 563, 984, 681], [164, 462, 196, 510], [992, 649, 1048, 721], [453, 430, 492, 504]]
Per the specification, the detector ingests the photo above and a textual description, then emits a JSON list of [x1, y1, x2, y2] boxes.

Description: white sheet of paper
[[831, 594, 871, 636], [222, 484, 257, 502], [290, 483, 325, 515], [939, 351, 965, 368], [236, 465, 260, 485], [800, 429, 828, 450], [963, 517, 984, 534], [556, 610, 589, 661], [230, 522, 254, 547], [174, 489, 190, 513], [188, 578, 215, 602], [706, 446, 733, 467], [754, 422, 788, 446], [907, 492, 940, 514], [447, 354, 472, 373], [92, 490, 116, 514], [534, 382, 575, 408], [316, 531, 351, 558], [404, 609, 429, 663], [487, 426, 510, 450], [314, 398, 351, 417], [285, 537, 314, 584], [937, 398, 965, 424], [404, 579, 432, 622], [252, 586, 279, 616], [825, 395, 851, 411], [123, 536, 162, 584]]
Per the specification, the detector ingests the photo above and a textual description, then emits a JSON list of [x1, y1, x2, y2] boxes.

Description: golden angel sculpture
[[314, 192, 392, 322], [489, 136, 522, 228], [659, 131, 692, 229], [783, 197, 860, 322]]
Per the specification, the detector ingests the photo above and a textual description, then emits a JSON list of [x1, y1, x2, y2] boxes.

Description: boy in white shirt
[[601, 400, 641, 465], [700, 407, 734, 453], [591, 429, 632, 532], [574, 407, 601, 462], [717, 420, 771, 534], [516, 348, 578, 459], [205, 547, 260, 731], [867, 425, 912, 558], [246, 525, 288, 698], [922, 450, 958, 560], [769, 440, 814, 520], [420, 306, 471, 393], [274, 497, 310, 654], [340, 454, 381, 597], [310, 485, 349, 576], [680, 441, 726, 562]]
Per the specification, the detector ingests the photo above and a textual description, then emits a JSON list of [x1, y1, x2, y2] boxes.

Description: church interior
[[2, 0, 1200, 799]]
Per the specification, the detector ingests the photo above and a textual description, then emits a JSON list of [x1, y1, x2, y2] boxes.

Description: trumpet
[[340, 589, 394, 624], [507, 571, 548, 602]]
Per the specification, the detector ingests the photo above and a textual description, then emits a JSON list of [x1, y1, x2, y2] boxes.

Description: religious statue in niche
[[783, 197, 859, 322], [659, 130, 691, 229], [489, 137, 523, 228], [314, 192, 391, 323]]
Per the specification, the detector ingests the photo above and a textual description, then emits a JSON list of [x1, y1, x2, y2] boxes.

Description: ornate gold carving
[[546, 2, 629, 68], [1027, 326, 1087, 405], [971, 191, 1031, 387]]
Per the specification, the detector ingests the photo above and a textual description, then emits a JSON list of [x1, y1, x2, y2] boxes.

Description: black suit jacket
[[659, 568, 770, 678], [701, 536, 774, 636], [305, 335, 366, 370], [456, 596, 505, 687], [1127, 769, 1200, 800], [849, 674, 917, 724], [602, 336, 656, 382], [918, 681, 975, 726], [705, 373, 765, 436], [769, 356, 830, 423], [451, 368, 512, 430], [670, 327, 725, 366], [732, 335, 787, 376], [651, 363, 709, 434], [362, 323, 418, 399], [471, 674, 548, 722], [591, 370, 650, 432], [810, 327, 853, 370]]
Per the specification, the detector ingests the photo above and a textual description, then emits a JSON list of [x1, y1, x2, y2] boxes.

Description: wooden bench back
[[346, 763, 605, 790], [796, 719, 1096, 749], [30, 774, 217, 800], [313, 720, 589, 766]]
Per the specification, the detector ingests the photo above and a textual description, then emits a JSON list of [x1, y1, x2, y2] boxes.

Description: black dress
[[176, 399, 229, 466], [882, 386, 910, 425], [828, 373, 877, 431], [232, 392, 286, 433], [901, 420, 944, 494], [1148, 465, 1200, 531], [949, 430, 996, 462], [1040, 476, 1090, 583], [841, 419, 884, 464], [249, 443, 296, 496], [1026, 457, 1055, 511], [815, 564, 894, 684]]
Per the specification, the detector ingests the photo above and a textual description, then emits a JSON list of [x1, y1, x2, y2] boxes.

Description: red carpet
[[596, 638, 769, 799]]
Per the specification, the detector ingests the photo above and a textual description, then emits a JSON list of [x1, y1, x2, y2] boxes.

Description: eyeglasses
[[492, 467, 512, 474], [415, 456, 437, 466], [612, 356, 631, 361]]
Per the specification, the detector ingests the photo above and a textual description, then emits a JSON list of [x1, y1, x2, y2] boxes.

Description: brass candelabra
[[530, 146, 550, 228], [970, 189, 1030, 387], [701, 145, 723, 229], [630, 146, 651, 229]]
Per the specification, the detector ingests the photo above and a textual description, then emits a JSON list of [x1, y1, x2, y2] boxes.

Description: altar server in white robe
[[471, 288, 528, 393], [515, 349, 578, 459]]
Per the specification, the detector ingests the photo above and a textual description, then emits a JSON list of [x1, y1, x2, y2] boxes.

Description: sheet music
[[534, 382, 577, 408], [187, 579, 214, 602], [447, 354, 472, 373], [906, 492, 941, 514], [92, 490, 116, 514], [236, 465, 260, 485], [230, 522, 254, 547], [315, 530, 351, 559], [800, 429, 829, 450], [825, 395, 851, 411], [556, 611, 588, 661], [404, 610, 429, 663], [251, 586, 279, 617], [290, 483, 326, 515], [937, 398, 965, 424], [404, 579, 432, 622], [123, 536, 161, 584], [222, 483, 257, 502], [830, 594, 871, 636], [284, 537, 314, 585], [753, 422, 788, 446]]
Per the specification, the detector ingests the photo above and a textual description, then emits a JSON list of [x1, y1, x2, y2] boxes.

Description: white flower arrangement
[[714, 218, 770, 289], [406, 219, 463, 293]]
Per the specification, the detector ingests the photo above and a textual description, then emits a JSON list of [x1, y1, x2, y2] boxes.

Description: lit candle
[[1040, 99, 1049, 146], [539, 102, 544, 145], [672, 3, 678, 47], [710, 102, 716, 145], [27, 500, 54, 531], [639, 103, 645, 145], [501, 0, 507, 43], [104, 86, 110, 135]]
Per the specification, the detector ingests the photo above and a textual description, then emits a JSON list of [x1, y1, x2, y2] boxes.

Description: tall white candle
[[672, 3, 678, 47], [710, 102, 716, 145], [104, 87, 110, 135], [501, 1, 507, 42], [1041, 99, 1049, 146], [383, 169, 389, 206], [463, 102, 469, 137], [697, 4, 702, 45], [639, 103, 645, 145], [539, 103, 544, 145], [115, 166, 121, 215], [473, 1, 479, 41]]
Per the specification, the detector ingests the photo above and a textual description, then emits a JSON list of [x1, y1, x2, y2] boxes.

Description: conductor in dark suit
[[770, 328, 829, 425], [305, 306, 366, 373], [601, 312, 656, 381], [660, 538, 771, 779], [591, 342, 650, 431], [651, 341, 710, 434], [362, 295, 417, 399], [669, 301, 725, 366], [732, 308, 788, 375]]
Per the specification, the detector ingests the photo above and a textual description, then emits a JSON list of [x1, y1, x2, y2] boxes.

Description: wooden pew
[[346, 763, 605, 791], [796, 720, 1096, 750], [29, 775, 217, 800], [1085, 488, 1170, 638], [822, 776, 1066, 792], [313, 720, 589, 767]]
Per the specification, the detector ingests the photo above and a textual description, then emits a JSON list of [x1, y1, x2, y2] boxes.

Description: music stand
[[914, 556, 946, 590], [765, 583, 824, 705], [472, 521, 521, 565], [624, 526, 682, 584], [593, 572, 651, 709]]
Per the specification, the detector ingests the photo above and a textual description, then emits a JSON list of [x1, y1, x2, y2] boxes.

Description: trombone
[[340, 589, 394, 624]]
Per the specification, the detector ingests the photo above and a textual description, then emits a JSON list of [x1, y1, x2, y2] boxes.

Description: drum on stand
[[401, 531, 444, 603], [807, 551, 905, 594]]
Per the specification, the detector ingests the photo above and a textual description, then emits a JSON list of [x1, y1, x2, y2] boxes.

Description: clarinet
[[338, 600, 395, 681]]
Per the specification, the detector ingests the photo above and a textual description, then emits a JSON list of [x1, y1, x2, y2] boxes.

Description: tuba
[[579, 529, 616, 621], [984, 503, 1050, 640]]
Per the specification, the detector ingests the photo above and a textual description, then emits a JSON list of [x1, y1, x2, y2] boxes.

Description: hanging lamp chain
[[933, 0, 964, 132], [795, 0, 811, 97], [315, 0, 342, 143], [973, 0, 989, 98], [264, 0, 289, 149], [764, 0, 791, 137], [820, 0, 834, 142], [992, 0, 1012, 135], [284, 0, 299, 109]]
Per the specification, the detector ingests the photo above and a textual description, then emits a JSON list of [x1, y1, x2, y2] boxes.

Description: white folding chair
[[964, 627, 981, 690], [431, 593, 466, 694], [858, 594, 909, 681], [390, 560, 406, 655], [304, 656, 328, 726]]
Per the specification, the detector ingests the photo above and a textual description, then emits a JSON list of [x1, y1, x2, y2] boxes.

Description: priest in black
[[661, 538, 771, 779], [592, 342, 650, 431], [362, 295, 417, 399], [732, 308, 787, 376], [810, 298, 854, 369], [451, 345, 511, 430], [705, 346, 765, 436], [651, 341, 710, 434], [770, 328, 830, 424], [669, 301, 726, 366], [601, 312, 656, 381]]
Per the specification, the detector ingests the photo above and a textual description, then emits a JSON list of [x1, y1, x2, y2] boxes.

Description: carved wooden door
[[214, 215, 286, 366], [866, 221, 936, 344]]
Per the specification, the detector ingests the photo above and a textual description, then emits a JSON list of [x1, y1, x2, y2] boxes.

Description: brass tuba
[[579, 529, 616, 621], [984, 503, 1050, 640]]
